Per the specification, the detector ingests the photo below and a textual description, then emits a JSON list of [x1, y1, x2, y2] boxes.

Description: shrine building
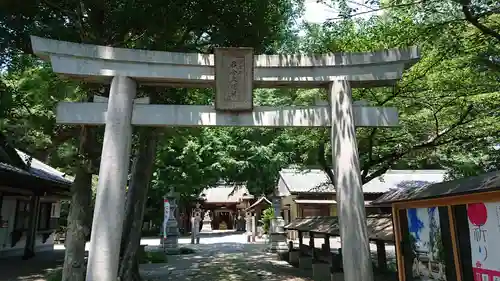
[[276, 168, 447, 228], [200, 184, 256, 230], [0, 133, 71, 258]]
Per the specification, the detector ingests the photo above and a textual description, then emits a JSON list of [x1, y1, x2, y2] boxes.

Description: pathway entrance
[[0, 232, 398, 281], [30, 36, 419, 281], [0, 233, 312, 281], [141, 242, 313, 281]]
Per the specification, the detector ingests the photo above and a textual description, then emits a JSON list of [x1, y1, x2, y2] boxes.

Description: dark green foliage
[[260, 207, 275, 234]]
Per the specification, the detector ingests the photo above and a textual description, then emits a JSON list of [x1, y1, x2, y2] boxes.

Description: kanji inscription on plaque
[[214, 47, 254, 111]]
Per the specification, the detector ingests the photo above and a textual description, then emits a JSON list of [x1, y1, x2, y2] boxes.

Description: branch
[[361, 128, 377, 181], [317, 130, 336, 189], [397, 53, 448, 92], [361, 104, 474, 175], [364, 166, 390, 184], [399, 85, 500, 98], [426, 104, 474, 143], [111, 31, 147, 48], [433, 109, 440, 136], [365, 88, 381, 104], [460, 0, 500, 42], [375, 53, 447, 107], [364, 126, 496, 184], [346, 0, 376, 11], [40, 0, 78, 18], [40, 0, 86, 42], [41, 126, 80, 158], [326, 0, 427, 21]]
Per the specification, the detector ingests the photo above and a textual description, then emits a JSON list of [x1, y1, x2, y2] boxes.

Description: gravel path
[[140, 242, 314, 281], [0, 233, 397, 281]]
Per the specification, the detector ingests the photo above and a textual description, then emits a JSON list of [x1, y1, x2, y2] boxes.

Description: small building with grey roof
[[0, 133, 72, 258], [276, 168, 447, 227]]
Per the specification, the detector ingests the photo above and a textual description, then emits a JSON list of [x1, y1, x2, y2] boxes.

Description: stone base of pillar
[[269, 232, 288, 253], [164, 236, 180, 255], [299, 255, 313, 270], [269, 217, 287, 253], [164, 221, 179, 254], [277, 251, 289, 261], [312, 262, 330, 281], [289, 250, 300, 266], [22, 249, 35, 260], [191, 221, 200, 244], [331, 272, 343, 281]]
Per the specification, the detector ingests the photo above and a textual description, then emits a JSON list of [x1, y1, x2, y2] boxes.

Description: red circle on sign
[[467, 203, 488, 226]]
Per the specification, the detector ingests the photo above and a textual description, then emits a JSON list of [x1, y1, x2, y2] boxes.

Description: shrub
[[45, 269, 62, 281], [179, 247, 195, 255], [260, 207, 275, 234], [139, 251, 168, 264]]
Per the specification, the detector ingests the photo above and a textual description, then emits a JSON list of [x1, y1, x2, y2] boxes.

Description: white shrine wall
[[0, 196, 60, 257]]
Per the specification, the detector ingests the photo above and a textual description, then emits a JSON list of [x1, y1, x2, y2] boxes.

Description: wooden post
[[324, 234, 330, 252], [324, 234, 331, 264], [251, 215, 256, 242], [392, 206, 405, 281], [310, 232, 316, 261], [298, 231, 304, 254], [0, 192, 3, 217], [376, 240, 387, 272], [23, 195, 41, 259], [447, 206, 463, 281]]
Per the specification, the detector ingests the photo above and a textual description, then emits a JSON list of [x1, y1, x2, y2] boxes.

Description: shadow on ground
[[0, 250, 65, 281], [140, 243, 314, 281], [141, 242, 399, 281], [0, 240, 398, 281]]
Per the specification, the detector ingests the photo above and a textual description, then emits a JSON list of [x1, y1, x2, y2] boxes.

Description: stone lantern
[[269, 195, 287, 254], [163, 190, 179, 254], [191, 202, 203, 244], [244, 210, 253, 242]]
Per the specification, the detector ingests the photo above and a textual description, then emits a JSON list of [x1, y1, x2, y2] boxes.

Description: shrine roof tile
[[372, 170, 500, 205], [284, 214, 393, 241], [201, 185, 252, 203], [277, 168, 446, 196]]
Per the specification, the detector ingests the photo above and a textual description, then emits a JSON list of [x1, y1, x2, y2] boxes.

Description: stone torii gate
[[30, 36, 419, 281]]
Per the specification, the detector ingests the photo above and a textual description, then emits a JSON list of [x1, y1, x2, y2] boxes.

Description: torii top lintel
[[30, 36, 420, 90]]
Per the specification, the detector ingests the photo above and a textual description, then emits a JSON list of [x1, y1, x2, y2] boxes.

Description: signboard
[[467, 202, 500, 281], [163, 199, 170, 240], [214, 47, 254, 112], [406, 207, 447, 280]]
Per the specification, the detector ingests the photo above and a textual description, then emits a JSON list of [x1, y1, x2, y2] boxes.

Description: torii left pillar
[[86, 76, 136, 281]]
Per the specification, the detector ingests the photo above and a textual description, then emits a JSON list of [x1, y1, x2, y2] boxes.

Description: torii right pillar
[[329, 78, 373, 281]]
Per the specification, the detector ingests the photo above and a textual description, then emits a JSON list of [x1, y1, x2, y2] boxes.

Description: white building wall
[[0, 196, 59, 257]]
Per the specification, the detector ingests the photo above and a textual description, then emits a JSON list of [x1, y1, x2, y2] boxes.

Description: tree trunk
[[62, 166, 92, 281], [118, 128, 159, 281]]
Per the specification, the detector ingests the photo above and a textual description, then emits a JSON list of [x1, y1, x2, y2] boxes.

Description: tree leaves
[[300, 1, 499, 180]]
